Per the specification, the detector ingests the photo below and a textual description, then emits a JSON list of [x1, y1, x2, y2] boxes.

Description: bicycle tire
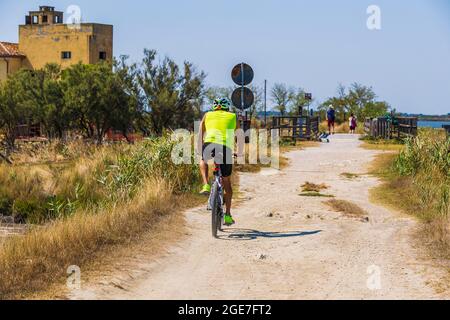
[[211, 182, 220, 238]]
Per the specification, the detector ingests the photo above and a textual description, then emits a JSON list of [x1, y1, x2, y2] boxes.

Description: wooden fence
[[443, 125, 450, 136], [364, 117, 418, 139], [271, 116, 320, 142], [15, 123, 42, 139]]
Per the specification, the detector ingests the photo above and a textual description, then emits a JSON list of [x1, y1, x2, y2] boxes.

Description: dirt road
[[70, 134, 447, 300]]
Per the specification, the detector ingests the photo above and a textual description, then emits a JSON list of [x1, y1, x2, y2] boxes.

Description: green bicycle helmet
[[212, 97, 232, 111]]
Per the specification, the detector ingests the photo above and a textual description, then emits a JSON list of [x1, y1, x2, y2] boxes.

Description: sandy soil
[[70, 134, 448, 300]]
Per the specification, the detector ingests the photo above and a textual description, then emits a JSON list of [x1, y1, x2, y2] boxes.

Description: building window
[[42, 15, 48, 23], [99, 51, 107, 60], [61, 51, 72, 59], [54, 15, 61, 24], [32, 16, 38, 24]]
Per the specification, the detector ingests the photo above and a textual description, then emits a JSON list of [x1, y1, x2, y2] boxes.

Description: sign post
[[231, 63, 254, 139]]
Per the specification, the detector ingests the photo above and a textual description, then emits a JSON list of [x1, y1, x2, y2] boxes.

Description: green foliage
[[270, 83, 290, 116], [319, 83, 390, 123], [269, 84, 312, 117], [137, 49, 206, 135], [98, 135, 199, 201], [393, 129, 450, 218], [0, 196, 13, 216], [0, 70, 34, 151], [0, 49, 206, 150], [12, 199, 47, 224]]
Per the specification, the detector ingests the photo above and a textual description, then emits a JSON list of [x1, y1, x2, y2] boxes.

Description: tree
[[111, 56, 145, 141], [61, 62, 131, 144], [0, 71, 33, 152], [363, 101, 390, 119], [137, 49, 206, 135], [17, 64, 68, 140], [347, 83, 376, 120], [248, 84, 263, 119], [319, 83, 389, 122], [288, 87, 314, 115], [271, 83, 290, 116]]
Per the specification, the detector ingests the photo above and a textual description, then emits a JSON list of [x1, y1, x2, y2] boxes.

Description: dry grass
[[341, 172, 360, 179], [301, 182, 328, 193], [29, 192, 205, 300], [0, 136, 202, 299], [0, 179, 178, 299], [10, 140, 98, 165], [324, 199, 367, 217], [299, 192, 334, 198], [361, 141, 405, 152], [368, 130, 450, 283], [299, 182, 333, 197]]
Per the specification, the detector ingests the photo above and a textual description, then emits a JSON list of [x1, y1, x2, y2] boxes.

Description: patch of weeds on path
[[299, 192, 335, 198], [301, 182, 328, 193], [341, 172, 360, 180], [299, 182, 334, 198], [324, 199, 368, 218]]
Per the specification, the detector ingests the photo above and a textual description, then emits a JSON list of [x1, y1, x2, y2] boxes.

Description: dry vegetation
[[301, 182, 328, 193], [341, 172, 360, 179], [369, 129, 450, 270], [299, 182, 334, 198], [360, 138, 405, 152], [0, 136, 202, 299], [324, 199, 367, 217]]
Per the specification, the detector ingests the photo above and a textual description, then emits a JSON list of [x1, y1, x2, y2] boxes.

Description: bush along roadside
[[0, 135, 201, 299], [371, 128, 449, 262], [0, 136, 200, 224]]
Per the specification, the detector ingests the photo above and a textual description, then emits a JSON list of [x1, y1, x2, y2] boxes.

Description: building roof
[[0, 42, 25, 58]]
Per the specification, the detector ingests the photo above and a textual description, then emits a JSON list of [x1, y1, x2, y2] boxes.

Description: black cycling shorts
[[202, 143, 233, 177]]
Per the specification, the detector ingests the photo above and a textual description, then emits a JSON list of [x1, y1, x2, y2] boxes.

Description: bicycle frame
[[208, 163, 224, 212]]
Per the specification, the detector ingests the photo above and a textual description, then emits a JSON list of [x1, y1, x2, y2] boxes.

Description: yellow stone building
[[0, 5, 113, 81], [0, 42, 25, 81]]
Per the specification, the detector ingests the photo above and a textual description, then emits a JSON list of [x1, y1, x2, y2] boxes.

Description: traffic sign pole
[[240, 63, 245, 130], [231, 62, 255, 140]]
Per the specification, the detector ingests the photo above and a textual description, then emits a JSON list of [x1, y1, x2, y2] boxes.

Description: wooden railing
[[364, 116, 418, 139], [271, 116, 320, 141], [443, 125, 450, 136]]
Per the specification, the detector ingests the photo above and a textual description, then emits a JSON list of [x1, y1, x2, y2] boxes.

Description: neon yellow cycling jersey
[[204, 110, 237, 150]]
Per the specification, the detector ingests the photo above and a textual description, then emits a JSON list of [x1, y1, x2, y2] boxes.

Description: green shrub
[[393, 129, 450, 218], [0, 135, 200, 224], [12, 199, 47, 224], [0, 196, 13, 216]]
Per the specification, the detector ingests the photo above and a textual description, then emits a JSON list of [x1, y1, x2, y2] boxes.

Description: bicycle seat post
[[213, 162, 221, 177]]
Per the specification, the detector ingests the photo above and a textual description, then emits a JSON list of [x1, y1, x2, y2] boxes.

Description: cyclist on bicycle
[[198, 97, 239, 226]]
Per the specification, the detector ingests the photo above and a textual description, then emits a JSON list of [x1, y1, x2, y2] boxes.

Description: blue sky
[[0, 0, 449, 114]]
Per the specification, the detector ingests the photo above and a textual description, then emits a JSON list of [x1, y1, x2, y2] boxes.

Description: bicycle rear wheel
[[211, 182, 221, 238]]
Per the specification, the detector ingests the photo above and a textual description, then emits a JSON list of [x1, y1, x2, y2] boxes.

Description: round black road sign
[[231, 63, 254, 86], [232, 87, 254, 110]]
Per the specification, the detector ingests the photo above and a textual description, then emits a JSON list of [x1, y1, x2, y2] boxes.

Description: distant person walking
[[349, 114, 357, 134], [327, 105, 336, 135]]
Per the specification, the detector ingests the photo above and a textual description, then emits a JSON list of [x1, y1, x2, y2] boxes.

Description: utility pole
[[264, 79, 267, 127]]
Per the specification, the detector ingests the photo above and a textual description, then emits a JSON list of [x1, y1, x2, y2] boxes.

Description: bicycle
[[208, 160, 225, 238]]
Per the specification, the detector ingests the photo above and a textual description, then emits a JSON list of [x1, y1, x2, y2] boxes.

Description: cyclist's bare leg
[[222, 176, 232, 215], [200, 160, 209, 185]]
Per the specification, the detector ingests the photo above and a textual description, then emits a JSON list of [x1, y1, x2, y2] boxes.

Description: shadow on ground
[[219, 229, 322, 241]]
